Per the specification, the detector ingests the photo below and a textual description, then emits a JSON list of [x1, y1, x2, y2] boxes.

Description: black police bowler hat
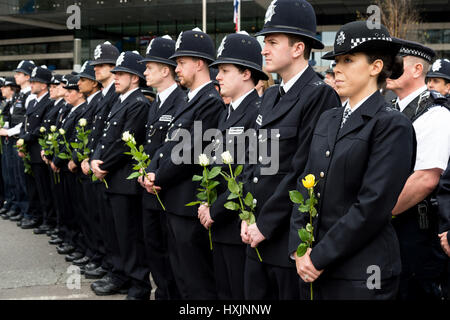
[[1, 77, 20, 88], [78, 61, 98, 82], [210, 32, 269, 81], [170, 28, 216, 63], [256, 0, 324, 50], [63, 74, 80, 90], [426, 59, 450, 82], [14, 60, 36, 76], [397, 38, 436, 63], [139, 36, 177, 68], [90, 42, 121, 66], [50, 74, 64, 85], [322, 21, 401, 60], [30, 66, 53, 84], [112, 51, 146, 80]]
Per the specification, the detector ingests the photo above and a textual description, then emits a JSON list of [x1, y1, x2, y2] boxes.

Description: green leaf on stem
[[207, 166, 221, 180], [298, 228, 310, 243], [126, 171, 141, 180], [228, 179, 239, 194], [185, 201, 202, 207], [227, 193, 239, 200], [244, 192, 254, 207], [192, 175, 203, 182], [289, 190, 304, 204], [234, 165, 243, 177], [297, 243, 308, 257], [224, 201, 240, 211]]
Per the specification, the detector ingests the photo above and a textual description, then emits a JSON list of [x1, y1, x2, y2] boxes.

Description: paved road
[[0, 218, 151, 300]]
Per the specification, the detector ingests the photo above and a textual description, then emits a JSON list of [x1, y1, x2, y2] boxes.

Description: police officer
[[65, 61, 103, 270], [239, 0, 340, 300], [437, 158, 450, 299], [51, 75, 87, 260], [144, 28, 225, 299], [138, 36, 185, 300], [83, 41, 121, 280], [38, 74, 67, 236], [18, 66, 54, 230], [90, 51, 151, 299], [426, 58, 450, 98], [0, 78, 21, 220], [387, 40, 450, 300], [290, 21, 415, 300], [0, 60, 36, 224], [197, 31, 266, 299]]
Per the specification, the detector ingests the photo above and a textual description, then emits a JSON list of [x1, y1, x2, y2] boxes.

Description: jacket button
[[159, 126, 163, 130], [103, 133, 106, 137], [114, 122, 117, 125], [150, 125, 153, 129], [178, 123, 182, 127], [326, 151, 330, 157], [148, 139, 151, 143], [253, 177, 258, 184], [160, 153, 163, 158], [320, 172, 325, 178], [276, 133, 280, 138], [212, 156, 217, 161], [101, 145, 105, 149], [317, 193, 321, 198], [93, 127, 95, 130]]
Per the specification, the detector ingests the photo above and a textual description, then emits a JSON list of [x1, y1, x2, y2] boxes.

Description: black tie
[[393, 101, 400, 111], [154, 95, 161, 109], [273, 86, 285, 108], [27, 99, 37, 111], [227, 104, 233, 120]]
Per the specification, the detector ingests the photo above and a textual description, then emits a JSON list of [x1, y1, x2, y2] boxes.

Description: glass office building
[[0, 0, 449, 75]]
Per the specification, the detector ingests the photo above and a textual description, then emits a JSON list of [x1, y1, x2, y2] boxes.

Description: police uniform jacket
[[70, 91, 103, 167], [42, 99, 66, 130], [210, 89, 260, 245], [289, 91, 416, 280], [92, 88, 150, 195], [9, 91, 31, 129], [243, 66, 340, 267], [87, 84, 119, 159], [437, 160, 450, 243], [143, 85, 185, 210], [148, 82, 225, 216], [52, 103, 86, 170], [19, 93, 53, 163]]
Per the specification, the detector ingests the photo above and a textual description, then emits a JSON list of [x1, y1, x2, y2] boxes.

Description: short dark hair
[[286, 34, 312, 60], [365, 51, 404, 88], [235, 65, 259, 86]]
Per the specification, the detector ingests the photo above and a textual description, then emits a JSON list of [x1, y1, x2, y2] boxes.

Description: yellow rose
[[302, 174, 315, 189]]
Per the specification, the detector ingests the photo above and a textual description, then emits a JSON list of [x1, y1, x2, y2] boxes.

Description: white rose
[[221, 151, 233, 165], [50, 125, 57, 132], [40, 126, 46, 133], [78, 118, 87, 127], [17, 139, 24, 147], [122, 131, 131, 142], [198, 154, 210, 166], [47, 134, 53, 140], [59, 128, 65, 135]]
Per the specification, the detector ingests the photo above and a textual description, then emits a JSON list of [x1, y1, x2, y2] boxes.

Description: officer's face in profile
[[333, 52, 381, 100], [175, 57, 197, 88], [64, 89, 84, 106], [427, 77, 450, 96], [1, 86, 14, 100], [31, 81, 47, 95], [262, 33, 300, 74], [14, 72, 29, 87], [57, 84, 67, 99], [94, 64, 115, 83], [114, 71, 138, 94], [144, 62, 165, 88], [77, 77, 97, 96], [49, 84, 59, 99], [216, 64, 249, 100]]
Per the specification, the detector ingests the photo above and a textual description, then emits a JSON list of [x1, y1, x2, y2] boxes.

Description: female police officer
[[289, 21, 416, 299]]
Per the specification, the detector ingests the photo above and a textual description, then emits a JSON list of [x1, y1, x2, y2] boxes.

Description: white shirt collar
[[157, 83, 178, 108], [102, 80, 115, 97], [188, 81, 212, 102], [20, 86, 31, 94], [55, 97, 64, 105], [120, 87, 140, 103], [35, 91, 48, 103], [230, 89, 255, 111], [397, 85, 427, 112], [70, 101, 84, 112], [342, 91, 375, 113], [280, 65, 309, 93], [87, 90, 101, 104]]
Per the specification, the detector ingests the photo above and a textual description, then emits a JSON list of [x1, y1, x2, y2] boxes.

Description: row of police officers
[[0, 0, 449, 300]]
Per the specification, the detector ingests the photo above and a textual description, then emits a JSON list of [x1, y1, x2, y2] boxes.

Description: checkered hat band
[[399, 48, 432, 62], [350, 36, 392, 49]]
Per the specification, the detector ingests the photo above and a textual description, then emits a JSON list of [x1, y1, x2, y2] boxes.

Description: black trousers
[[165, 212, 216, 300], [48, 166, 63, 231], [393, 208, 447, 300], [30, 163, 54, 225], [24, 167, 41, 221], [93, 182, 115, 271], [142, 194, 180, 300], [244, 257, 299, 300], [299, 276, 400, 300], [212, 242, 246, 300], [106, 192, 151, 298]]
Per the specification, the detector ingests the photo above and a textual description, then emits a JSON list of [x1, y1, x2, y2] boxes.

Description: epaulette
[[429, 90, 448, 104], [312, 80, 324, 86], [384, 106, 397, 112]]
